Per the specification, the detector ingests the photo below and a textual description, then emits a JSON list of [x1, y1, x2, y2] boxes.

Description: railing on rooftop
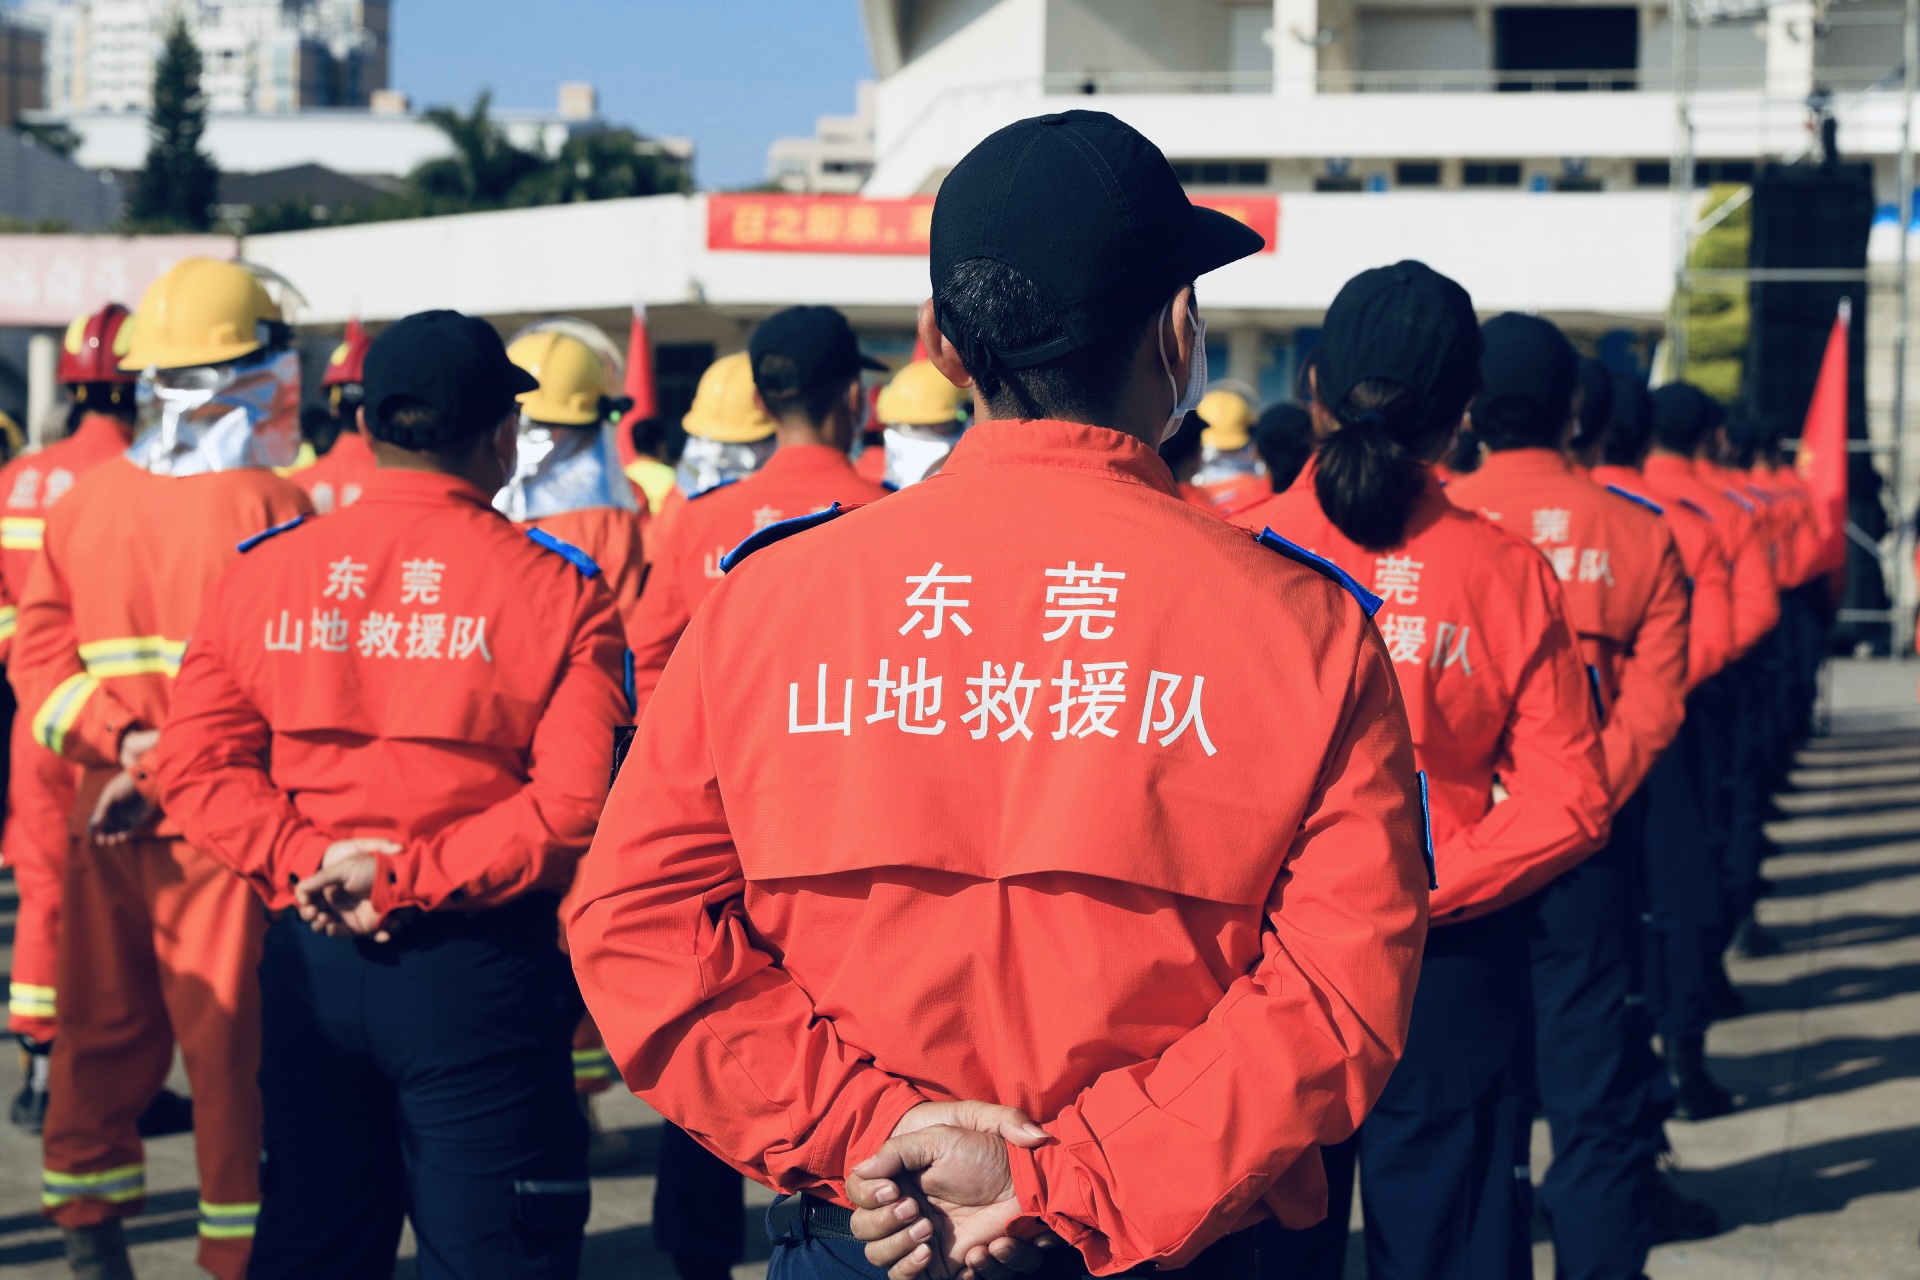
[[1035, 66, 1900, 96]]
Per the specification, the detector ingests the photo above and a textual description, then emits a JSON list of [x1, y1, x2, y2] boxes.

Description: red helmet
[[58, 304, 136, 386], [321, 317, 370, 389]]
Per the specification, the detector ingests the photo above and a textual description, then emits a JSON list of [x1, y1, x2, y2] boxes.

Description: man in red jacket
[[154, 310, 630, 1280], [570, 111, 1430, 1280], [1446, 316, 1688, 1280]]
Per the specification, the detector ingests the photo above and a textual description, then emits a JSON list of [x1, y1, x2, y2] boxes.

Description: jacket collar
[[355, 467, 496, 510], [75, 412, 134, 451], [941, 420, 1177, 496], [755, 442, 860, 482], [1474, 447, 1576, 480]]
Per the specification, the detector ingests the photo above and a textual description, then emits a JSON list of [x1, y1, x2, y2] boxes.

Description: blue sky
[[391, 1, 876, 189]]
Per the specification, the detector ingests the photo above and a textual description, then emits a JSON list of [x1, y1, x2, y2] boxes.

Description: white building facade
[[855, 0, 1901, 199], [13, 0, 388, 115]]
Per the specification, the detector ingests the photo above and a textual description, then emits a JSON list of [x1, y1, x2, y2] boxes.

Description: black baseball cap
[[930, 110, 1265, 369], [1474, 312, 1578, 434], [1317, 261, 1482, 428], [1574, 356, 1614, 443], [363, 309, 538, 446], [749, 306, 885, 395]]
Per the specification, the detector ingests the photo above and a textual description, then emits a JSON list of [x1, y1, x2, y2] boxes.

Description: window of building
[[1315, 175, 1366, 193], [1463, 162, 1523, 187], [1696, 160, 1757, 185], [1554, 175, 1604, 192], [1494, 7, 1638, 90], [1395, 162, 1443, 187], [1170, 160, 1271, 187], [1635, 161, 1672, 186]]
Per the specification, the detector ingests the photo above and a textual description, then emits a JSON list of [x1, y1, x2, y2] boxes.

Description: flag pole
[[1896, 0, 1918, 649]]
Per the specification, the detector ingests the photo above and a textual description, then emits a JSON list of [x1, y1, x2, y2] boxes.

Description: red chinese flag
[[1794, 299, 1850, 584], [619, 303, 658, 468]]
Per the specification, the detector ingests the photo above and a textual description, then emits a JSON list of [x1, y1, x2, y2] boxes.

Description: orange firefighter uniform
[[11, 456, 310, 1275], [0, 413, 132, 1042], [1593, 464, 1733, 689], [569, 422, 1430, 1273], [627, 443, 888, 714], [1446, 448, 1691, 805], [292, 428, 377, 514], [1232, 466, 1610, 922], [1640, 455, 1780, 659]]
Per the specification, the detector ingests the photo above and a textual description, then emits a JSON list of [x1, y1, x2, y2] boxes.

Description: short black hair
[[1603, 375, 1654, 467], [372, 394, 497, 466], [1650, 383, 1723, 456], [753, 352, 852, 425], [934, 257, 1167, 423], [1252, 403, 1314, 490]]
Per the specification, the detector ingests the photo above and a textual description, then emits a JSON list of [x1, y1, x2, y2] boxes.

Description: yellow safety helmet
[[509, 330, 614, 427], [1197, 388, 1256, 452], [681, 352, 775, 444], [876, 359, 967, 428], [119, 257, 286, 372]]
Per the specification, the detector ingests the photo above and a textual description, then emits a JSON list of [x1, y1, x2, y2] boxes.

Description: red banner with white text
[[706, 193, 1278, 256]]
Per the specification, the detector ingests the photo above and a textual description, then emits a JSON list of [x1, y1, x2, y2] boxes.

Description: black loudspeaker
[[1746, 159, 1890, 648]]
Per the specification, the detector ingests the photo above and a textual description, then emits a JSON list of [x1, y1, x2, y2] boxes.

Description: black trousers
[[1528, 847, 1655, 1280], [1644, 695, 1727, 1044], [654, 1121, 747, 1267], [767, 1198, 1263, 1279], [1263, 905, 1535, 1280], [248, 898, 589, 1280]]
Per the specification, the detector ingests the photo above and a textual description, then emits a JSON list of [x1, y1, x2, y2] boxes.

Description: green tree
[[130, 16, 219, 231], [411, 92, 544, 212], [514, 129, 692, 204]]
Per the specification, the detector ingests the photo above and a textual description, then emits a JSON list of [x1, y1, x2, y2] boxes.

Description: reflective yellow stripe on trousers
[[0, 604, 16, 645], [199, 1198, 260, 1240], [43, 1163, 145, 1208]]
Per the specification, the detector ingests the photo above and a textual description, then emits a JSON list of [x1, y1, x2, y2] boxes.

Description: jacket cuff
[[812, 1073, 928, 1200], [370, 846, 424, 916], [1010, 1131, 1098, 1257]]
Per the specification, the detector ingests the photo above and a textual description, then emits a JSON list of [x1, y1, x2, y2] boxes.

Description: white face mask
[[1157, 298, 1208, 445]]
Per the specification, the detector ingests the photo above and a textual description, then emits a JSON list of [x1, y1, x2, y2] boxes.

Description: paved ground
[[1, 658, 1916, 1278]]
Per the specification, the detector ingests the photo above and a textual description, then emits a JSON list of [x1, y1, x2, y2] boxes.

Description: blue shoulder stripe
[[622, 648, 636, 718], [687, 477, 740, 502], [1605, 483, 1664, 516], [1676, 497, 1714, 522], [237, 514, 307, 553], [1255, 529, 1383, 616], [720, 504, 843, 574], [525, 527, 602, 578], [1416, 770, 1437, 890]]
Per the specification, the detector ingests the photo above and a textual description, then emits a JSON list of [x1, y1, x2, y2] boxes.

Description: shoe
[[10, 1040, 50, 1134], [1666, 1036, 1736, 1121], [63, 1221, 135, 1279], [1646, 1175, 1720, 1242], [670, 1255, 734, 1280], [580, 1094, 635, 1173], [134, 1089, 193, 1138]]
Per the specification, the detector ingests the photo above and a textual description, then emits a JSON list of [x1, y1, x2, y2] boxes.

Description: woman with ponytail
[[1233, 262, 1610, 1280]]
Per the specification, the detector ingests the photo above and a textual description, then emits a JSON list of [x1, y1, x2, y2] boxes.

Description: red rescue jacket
[[1231, 464, 1610, 922], [569, 421, 1428, 1272], [152, 469, 629, 914]]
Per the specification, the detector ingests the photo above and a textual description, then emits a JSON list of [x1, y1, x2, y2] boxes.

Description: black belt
[[798, 1195, 860, 1241]]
